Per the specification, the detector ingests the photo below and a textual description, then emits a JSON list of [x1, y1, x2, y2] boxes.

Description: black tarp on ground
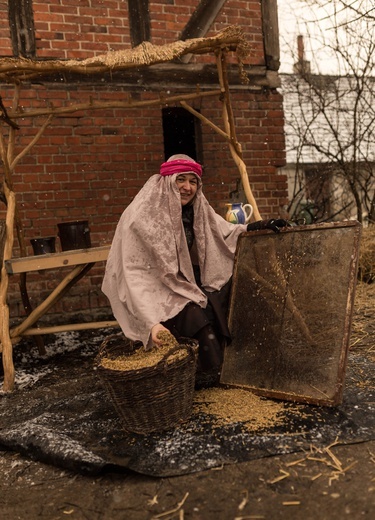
[[0, 329, 374, 477]]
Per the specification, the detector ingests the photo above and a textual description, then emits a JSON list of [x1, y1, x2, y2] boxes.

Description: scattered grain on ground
[[193, 387, 286, 431]]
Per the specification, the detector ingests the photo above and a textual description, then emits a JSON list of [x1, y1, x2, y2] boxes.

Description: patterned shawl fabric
[[102, 173, 247, 348]]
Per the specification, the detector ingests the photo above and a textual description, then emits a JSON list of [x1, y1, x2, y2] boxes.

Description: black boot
[[194, 324, 223, 389]]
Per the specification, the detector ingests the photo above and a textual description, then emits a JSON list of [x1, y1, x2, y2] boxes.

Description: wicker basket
[[95, 334, 199, 434]]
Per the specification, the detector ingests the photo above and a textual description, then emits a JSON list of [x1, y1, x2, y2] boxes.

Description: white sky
[[276, 0, 375, 74]]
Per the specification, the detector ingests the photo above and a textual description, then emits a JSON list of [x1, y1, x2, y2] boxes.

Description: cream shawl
[[101, 174, 246, 348]]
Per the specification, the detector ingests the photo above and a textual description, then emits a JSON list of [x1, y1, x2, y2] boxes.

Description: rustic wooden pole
[[8, 90, 221, 121], [3, 86, 28, 257], [3, 89, 52, 354], [179, 100, 231, 142], [0, 184, 16, 391], [18, 320, 119, 337], [10, 114, 53, 171], [216, 50, 262, 221], [10, 263, 91, 339]]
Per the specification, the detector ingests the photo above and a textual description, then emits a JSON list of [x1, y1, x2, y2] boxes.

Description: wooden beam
[[261, 0, 280, 71], [9, 63, 272, 89], [8, 0, 36, 58], [179, 0, 227, 64], [19, 321, 119, 336], [128, 0, 151, 47], [8, 89, 221, 121], [180, 0, 227, 41], [5, 245, 110, 275]]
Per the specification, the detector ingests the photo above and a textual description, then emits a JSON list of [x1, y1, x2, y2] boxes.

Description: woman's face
[[176, 173, 199, 206]]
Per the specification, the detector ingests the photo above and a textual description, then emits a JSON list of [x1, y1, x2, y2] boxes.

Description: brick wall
[[0, 1, 288, 324], [32, 0, 131, 59], [3, 1, 264, 63]]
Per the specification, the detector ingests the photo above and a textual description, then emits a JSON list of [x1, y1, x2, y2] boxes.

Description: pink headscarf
[[160, 158, 202, 177]]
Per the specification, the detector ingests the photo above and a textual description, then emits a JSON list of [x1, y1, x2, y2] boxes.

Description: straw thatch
[[0, 25, 250, 83]]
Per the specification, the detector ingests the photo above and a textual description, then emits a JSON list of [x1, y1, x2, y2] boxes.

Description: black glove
[[247, 219, 290, 234]]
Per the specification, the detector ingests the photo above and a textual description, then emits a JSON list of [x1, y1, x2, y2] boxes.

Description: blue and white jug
[[225, 202, 253, 224]]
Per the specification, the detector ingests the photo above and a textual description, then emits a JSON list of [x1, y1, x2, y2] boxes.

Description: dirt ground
[[1, 439, 374, 520], [1, 282, 374, 520]]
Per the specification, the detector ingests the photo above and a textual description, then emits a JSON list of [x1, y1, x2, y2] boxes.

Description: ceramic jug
[[225, 203, 253, 225]]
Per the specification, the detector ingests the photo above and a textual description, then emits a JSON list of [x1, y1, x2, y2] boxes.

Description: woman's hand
[[247, 219, 291, 234], [151, 323, 170, 346]]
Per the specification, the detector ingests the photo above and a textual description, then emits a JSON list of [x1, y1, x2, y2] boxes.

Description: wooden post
[[261, 0, 281, 71], [0, 185, 16, 391], [2, 87, 48, 354], [216, 50, 262, 221]]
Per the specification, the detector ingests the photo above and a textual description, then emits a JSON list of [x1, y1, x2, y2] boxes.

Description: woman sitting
[[102, 154, 288, 385]]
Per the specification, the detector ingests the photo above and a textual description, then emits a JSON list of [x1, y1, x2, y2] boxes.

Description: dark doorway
[[162, 107, 201, 161]]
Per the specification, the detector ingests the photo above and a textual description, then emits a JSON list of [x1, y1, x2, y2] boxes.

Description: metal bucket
[[57, 220, 91, 251], [30, 237, 56, 255]]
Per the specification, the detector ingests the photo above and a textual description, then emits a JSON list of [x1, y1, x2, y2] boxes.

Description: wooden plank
[[17, 320, 119, 336], [5, 245, 111, 275]]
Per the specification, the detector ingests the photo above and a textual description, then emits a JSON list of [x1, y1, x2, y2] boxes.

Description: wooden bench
[[5, 245, 118, 339], [5, 245, 110, 275]]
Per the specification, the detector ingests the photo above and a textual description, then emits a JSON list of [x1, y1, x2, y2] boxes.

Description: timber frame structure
[[0, 25, 268, 392]]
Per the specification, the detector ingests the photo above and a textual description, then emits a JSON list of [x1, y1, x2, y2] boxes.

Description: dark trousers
[[162, 279, 232, 372]]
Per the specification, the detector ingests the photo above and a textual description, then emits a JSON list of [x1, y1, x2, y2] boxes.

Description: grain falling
[[156, 330, 179, 348], [194, 387, 285, 431]]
